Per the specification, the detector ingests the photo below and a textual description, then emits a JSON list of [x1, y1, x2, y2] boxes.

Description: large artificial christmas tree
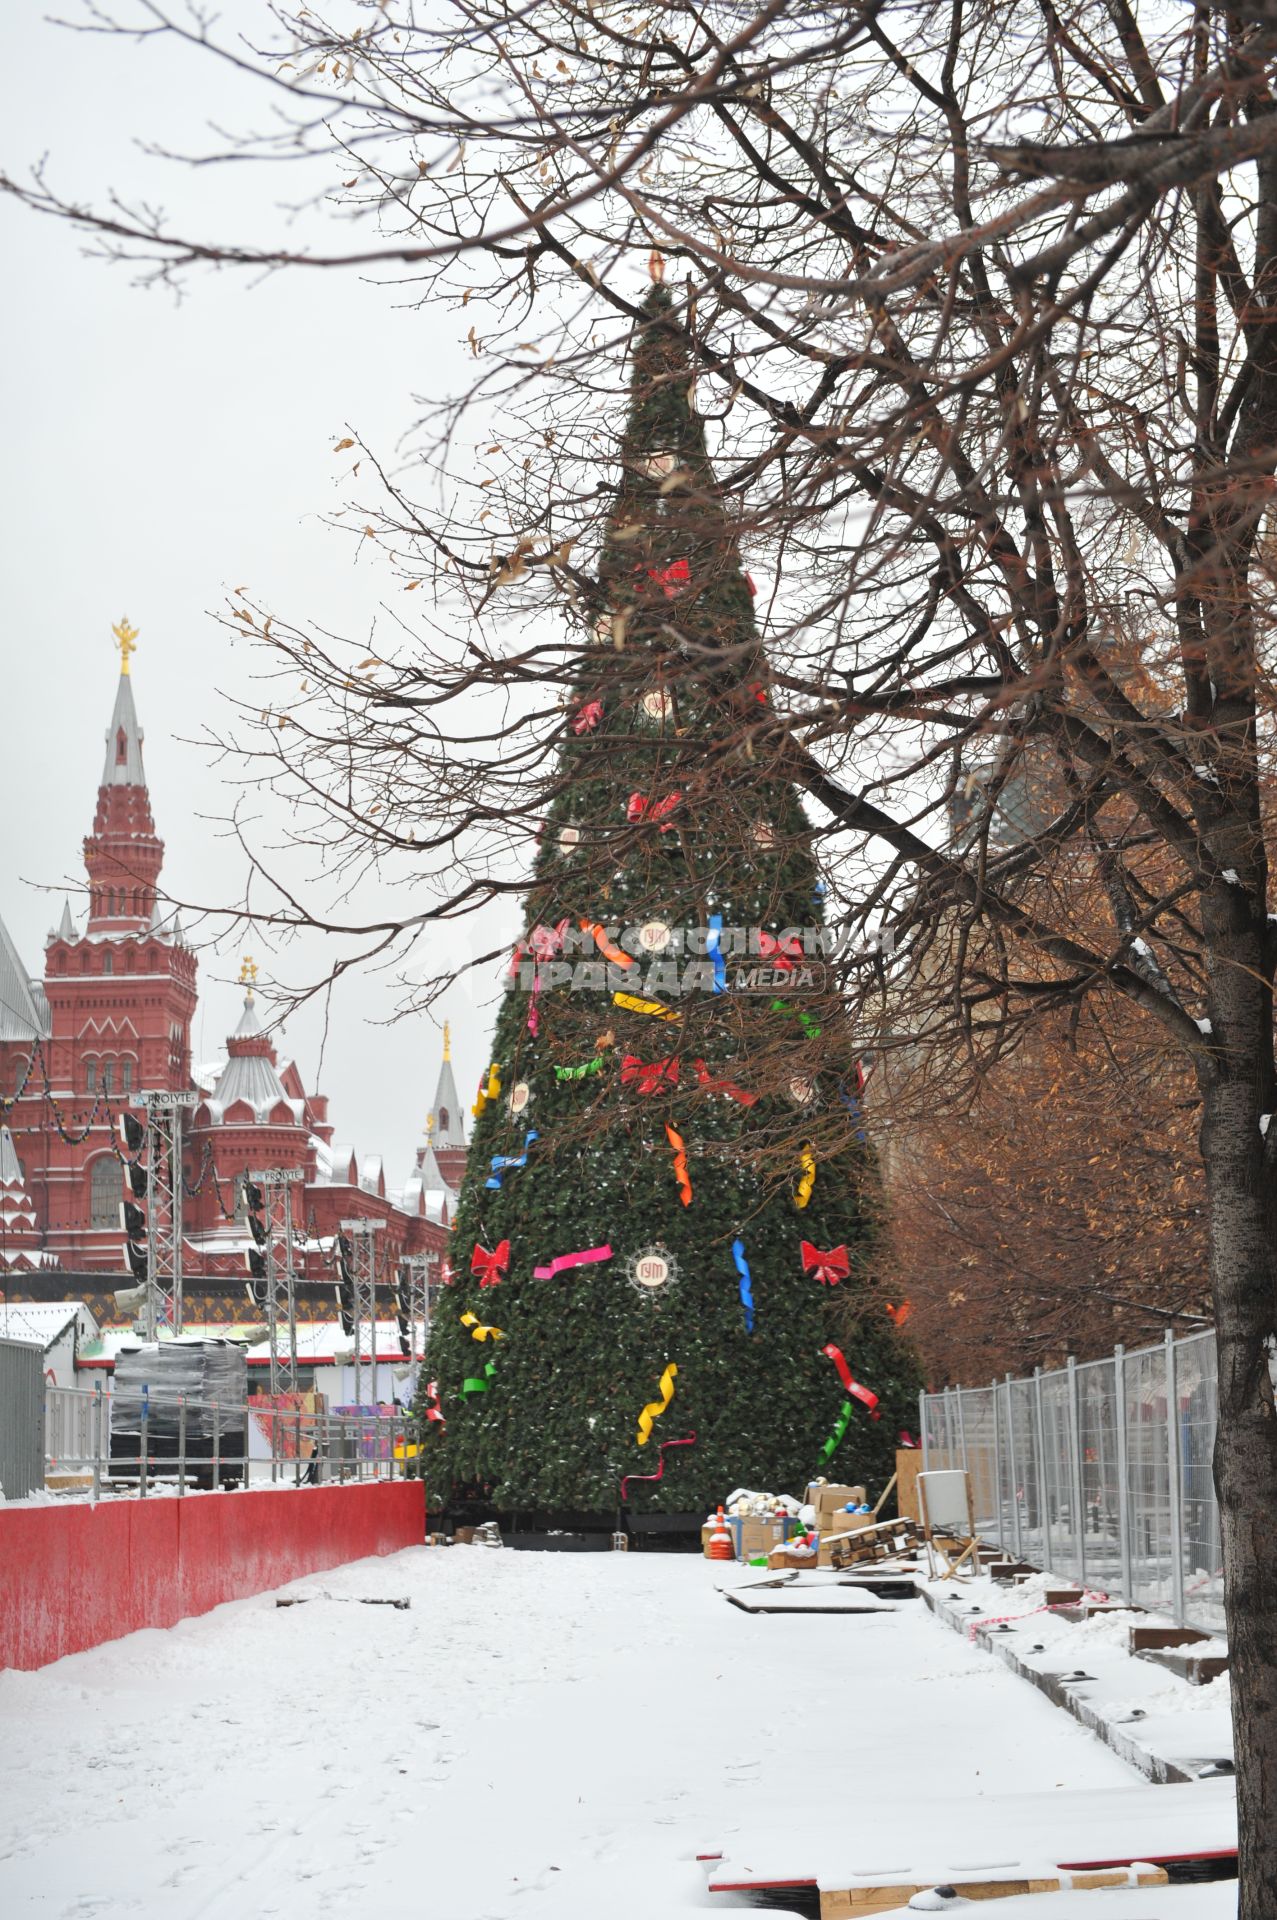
[[420, 277, 921, 1517]]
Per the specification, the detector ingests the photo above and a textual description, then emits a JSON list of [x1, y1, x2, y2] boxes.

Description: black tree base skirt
[[440, 1504, 705, 1551]]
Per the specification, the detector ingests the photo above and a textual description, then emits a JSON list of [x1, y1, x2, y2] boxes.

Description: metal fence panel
[[1039, 1368, 1079, 1583], [919, 1325, 1226, 1632], [0, 1338, 45, 1499], [1177, 1332, 1224, 1632], [1075, 1357, 1122, 1595], [1008, 1379, 1044, 1564], [960, 1387, 999, 1537], [995, 1382, 1016, 1553], [1124, 1341, 1174, 1612]]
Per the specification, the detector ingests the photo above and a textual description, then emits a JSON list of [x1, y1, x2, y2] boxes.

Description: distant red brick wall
[[0, 1482, 425, 1671]]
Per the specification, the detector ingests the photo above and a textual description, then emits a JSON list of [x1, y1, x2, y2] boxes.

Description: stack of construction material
[[110, 1339, 249, 1482]]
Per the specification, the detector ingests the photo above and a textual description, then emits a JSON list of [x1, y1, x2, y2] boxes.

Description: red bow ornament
[[471, 1240, 511, 1288], [621, 1054, 680, 1095], [692, 1059, 759, 1107], [572, 699, 603, 735], [757, 930, 803, 973], [646, 557, 690, 598], [528, 919, 570, 960], [801, 1241, 850, 1286], [626, 791, 682, 829]]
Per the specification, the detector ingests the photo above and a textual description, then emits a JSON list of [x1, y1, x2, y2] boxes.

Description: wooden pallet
[[820, 1864, 1168, 1914], [827, 1518, 925, 1568]]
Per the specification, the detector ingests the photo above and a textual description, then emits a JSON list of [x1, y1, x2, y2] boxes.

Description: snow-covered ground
[[927, 1569, 1235, 1780], [0, 1550, 1235, 1918]]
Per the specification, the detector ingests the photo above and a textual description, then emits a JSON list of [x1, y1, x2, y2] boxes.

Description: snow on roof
[[0, 1300, 93, 1349], [0, 911, 49, 1044], [327, 1143, 358, 1187], [82, 1320, 411, 1367]]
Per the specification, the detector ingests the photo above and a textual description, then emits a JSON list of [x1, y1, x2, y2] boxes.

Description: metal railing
[[920, 1327, 1224, 1632], [44, 1381, 420, 1501]]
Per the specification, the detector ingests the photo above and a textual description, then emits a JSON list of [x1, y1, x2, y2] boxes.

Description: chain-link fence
[[43, 1380, 420, 1500], [920, 1329, 1224, 1632]]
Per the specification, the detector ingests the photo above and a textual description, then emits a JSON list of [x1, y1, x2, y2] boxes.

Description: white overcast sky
[[1, 3, 509, 1184]]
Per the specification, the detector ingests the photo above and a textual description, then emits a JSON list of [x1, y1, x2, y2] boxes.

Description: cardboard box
[[816, 1501, 870, 1532], [812, 1483, 866, 1518], [768, 1543, 818, 1571], [702, 1514, 792, 1560]]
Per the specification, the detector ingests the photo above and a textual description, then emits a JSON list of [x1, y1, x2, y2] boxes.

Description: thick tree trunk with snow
[[1201, 910, 1277, 1916], [1196, 673, 1277, 1916], [1209, 1114, 1277, 1916]]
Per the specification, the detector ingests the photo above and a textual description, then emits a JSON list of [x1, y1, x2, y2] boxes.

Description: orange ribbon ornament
[[580, 920, 634, 970], [665, 1122, 693, 1206]]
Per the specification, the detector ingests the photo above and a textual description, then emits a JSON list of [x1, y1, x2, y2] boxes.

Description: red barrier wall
[[0, 1481, 425, 1671]]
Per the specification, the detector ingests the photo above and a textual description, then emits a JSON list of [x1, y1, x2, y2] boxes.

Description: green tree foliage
[[420, 286, 921, 1514]]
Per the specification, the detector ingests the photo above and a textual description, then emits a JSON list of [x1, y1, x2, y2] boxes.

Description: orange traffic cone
[[708, 1505, 734, 1562]]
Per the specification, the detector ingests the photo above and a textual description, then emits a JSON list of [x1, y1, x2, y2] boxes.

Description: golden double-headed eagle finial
[[239, 955, 259, 997], [112, 616, 140, 675]]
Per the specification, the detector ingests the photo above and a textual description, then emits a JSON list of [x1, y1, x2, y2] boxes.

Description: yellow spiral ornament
[[636, 1362, 678, 1446], [460, 1311, 504, 1342], [795, 1143, 817, 1210], [612, 991, 680, 1022], [472, 1062, 502, 1119]]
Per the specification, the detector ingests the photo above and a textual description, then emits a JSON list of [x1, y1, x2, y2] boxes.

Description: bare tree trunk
[[1199, 749, 1277, 1912], [1204, 1022, 1277, 1914]]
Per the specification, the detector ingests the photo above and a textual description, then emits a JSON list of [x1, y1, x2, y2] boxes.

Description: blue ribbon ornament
[[732, 1237, 755, 1333], [485, 1129, 540, 1190], [838, 1082, 867, 1145], [707, 913, 727, 995]]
